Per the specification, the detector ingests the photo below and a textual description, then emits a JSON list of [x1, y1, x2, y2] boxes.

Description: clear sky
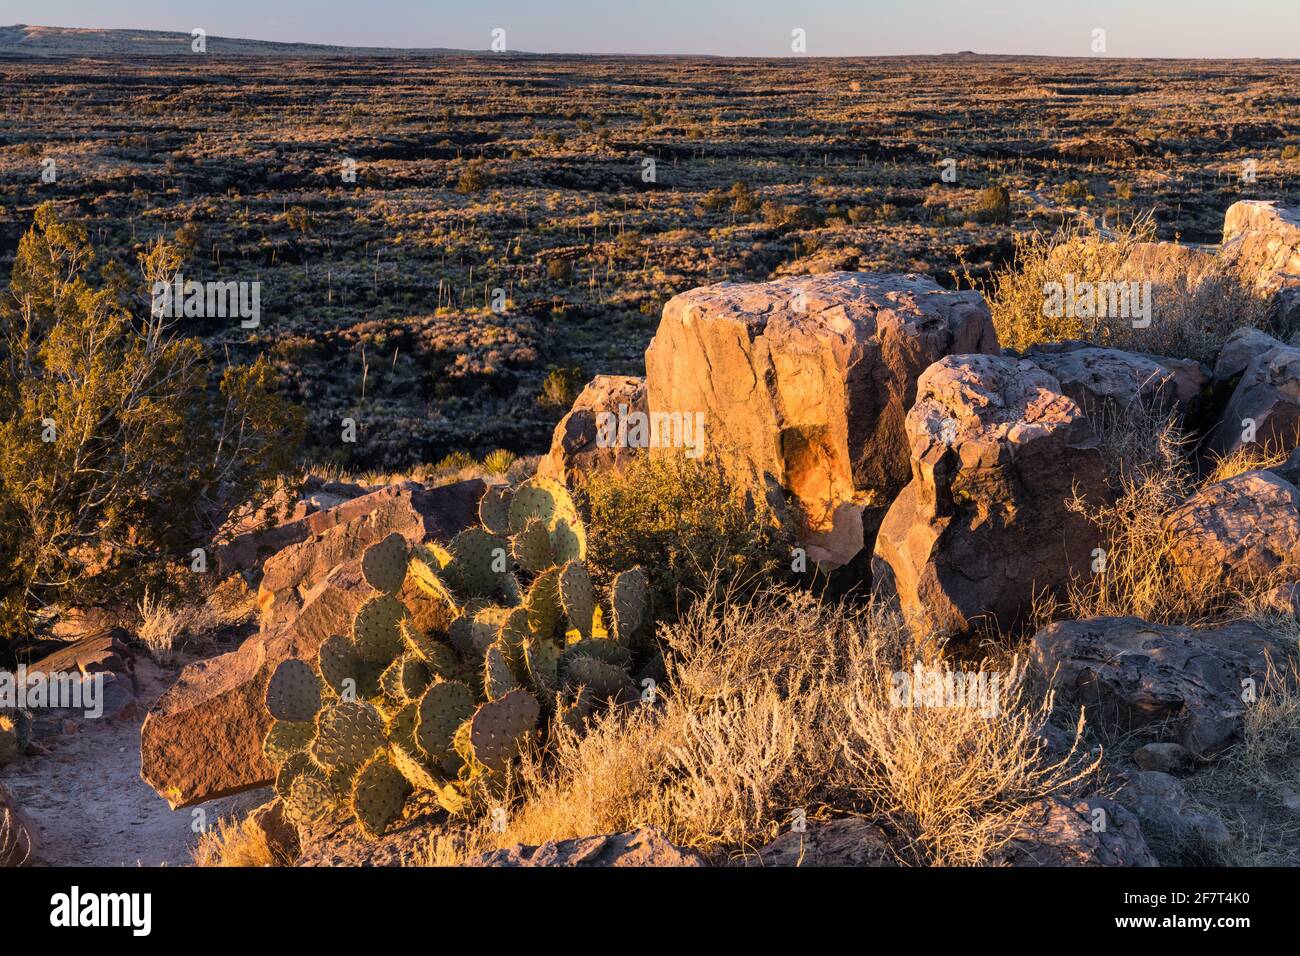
[[2, 0, 1297, 57]]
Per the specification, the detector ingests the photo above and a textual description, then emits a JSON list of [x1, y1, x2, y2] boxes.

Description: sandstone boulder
[[1164, 470, 1300, 589], [1220, 200, 1300, 330], [217, 478, 483, 579], [141, 560, 373, 808], [750, 818, 895, 867], [1023, 343, 1200, 416], [871, 354, 1106, 637], [1030, 616, 1291, 757], [536, 375, 647, 487], [1212, 326, 1283, 384], [254, 480, 482, 628], [645, 272, 999, 567], [469, 827, 706, 867], [1206, 339, 1300, 457], [999, 796, 1158, 867]]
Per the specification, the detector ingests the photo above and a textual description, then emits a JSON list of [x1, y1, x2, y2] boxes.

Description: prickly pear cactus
[[262, 479, 655, 839]]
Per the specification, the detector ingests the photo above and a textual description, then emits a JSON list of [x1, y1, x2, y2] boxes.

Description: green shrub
[[481, 449, 516, 475], [538, 366, 583, 409], [0, 203, 302, 648], [583, 454, 790, 613], [974, 185, 1011, 224], [455, 160, 490, 194]]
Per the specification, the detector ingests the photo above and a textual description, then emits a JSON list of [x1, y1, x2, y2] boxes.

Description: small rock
[[751, 818, 895, 867], [1132, 742, 1194, 775], [469, 827, 706, 867], [1001, 796, 1158, 867], [1118, 771, 1232, 861]]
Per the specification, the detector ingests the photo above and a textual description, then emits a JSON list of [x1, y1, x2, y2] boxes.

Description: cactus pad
[[350, 757, 411, 839], [507, 476, 578, 535], [483, 642, 518, 700], [470, 605, 514, 656], [263, 719, 314, 768], [479, 484, 513, 535], [415, 680, 476, 761], [550, 516, 587, 565], [388, 741, 443, 791], [511, 516, 554, 573], [265, 659, 322, 722], [274, 750, 316, 799], [469, 689, 540, 773], [563, 655, 635, 699], [362, 532, 410, 594], [318, 634, 359, 697], [284, 770, 337, 827], [313, 701, 385, 771], [523, 637, 560, 695], [449, 528, 508, 597], [610, 567, 650, 642], [558, 561, 596, 640], [408, 547, 461, 611], [525, 567, 563, 638], [352, 593, 407, 663]]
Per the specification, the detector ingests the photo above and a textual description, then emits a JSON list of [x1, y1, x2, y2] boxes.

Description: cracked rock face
[[644, 271, 998, 568], [1207, 338, 1300, 458], [1030, 616, 1291, 758], [871, 353, 1107, 638], [536, 375, 648, 486], [1220, 200, 1300, 330], [1165, 469, 1300, 589]]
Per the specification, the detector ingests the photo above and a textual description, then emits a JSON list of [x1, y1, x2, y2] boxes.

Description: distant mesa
[[0, 23, 479, 58]]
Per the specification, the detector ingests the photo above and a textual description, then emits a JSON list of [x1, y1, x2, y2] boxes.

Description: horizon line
[[4, 23, 1298, 61]]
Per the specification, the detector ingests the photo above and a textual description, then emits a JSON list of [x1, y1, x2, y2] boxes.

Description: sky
[[1, 0, 1297, 57]]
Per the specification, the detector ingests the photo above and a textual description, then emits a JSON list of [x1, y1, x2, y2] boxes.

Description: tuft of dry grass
[[135, 587, 234, 664], [191, 815, 292, 867], [463, 583, 1097, 866], [984, 213, 1268, 362]]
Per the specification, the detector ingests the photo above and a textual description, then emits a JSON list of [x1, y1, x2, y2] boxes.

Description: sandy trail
[[0, 652, 267, 867]]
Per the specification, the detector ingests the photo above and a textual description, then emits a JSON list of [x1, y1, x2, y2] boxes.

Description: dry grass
[[1206, 443, 1292, 485], [135, 586, 236, 664], [191, 815, 292, 867], [985, 214, 1268, 362], [452, 583, 1097, 866], [1058, 412, 1291, 625]]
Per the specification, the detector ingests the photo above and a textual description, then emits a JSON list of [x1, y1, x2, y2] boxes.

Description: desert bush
[[478, 584, 1095, 864], [455, 159, 490, 194], [192, 814, 294, 867], [1058, 416, 1284, 624], [537, 365, 583, 408], [546, 258, 573, 282], [984, 213, 1267, 362], [974, 185, 1011, 223], [0, 203, 302, 648], [583, 453, 789, 609]]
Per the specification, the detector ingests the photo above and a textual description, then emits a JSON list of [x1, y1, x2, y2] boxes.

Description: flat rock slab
[[1031, 615, 1292, 757], [216, 478, 483, 578], [469, 827, 706, 867]]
